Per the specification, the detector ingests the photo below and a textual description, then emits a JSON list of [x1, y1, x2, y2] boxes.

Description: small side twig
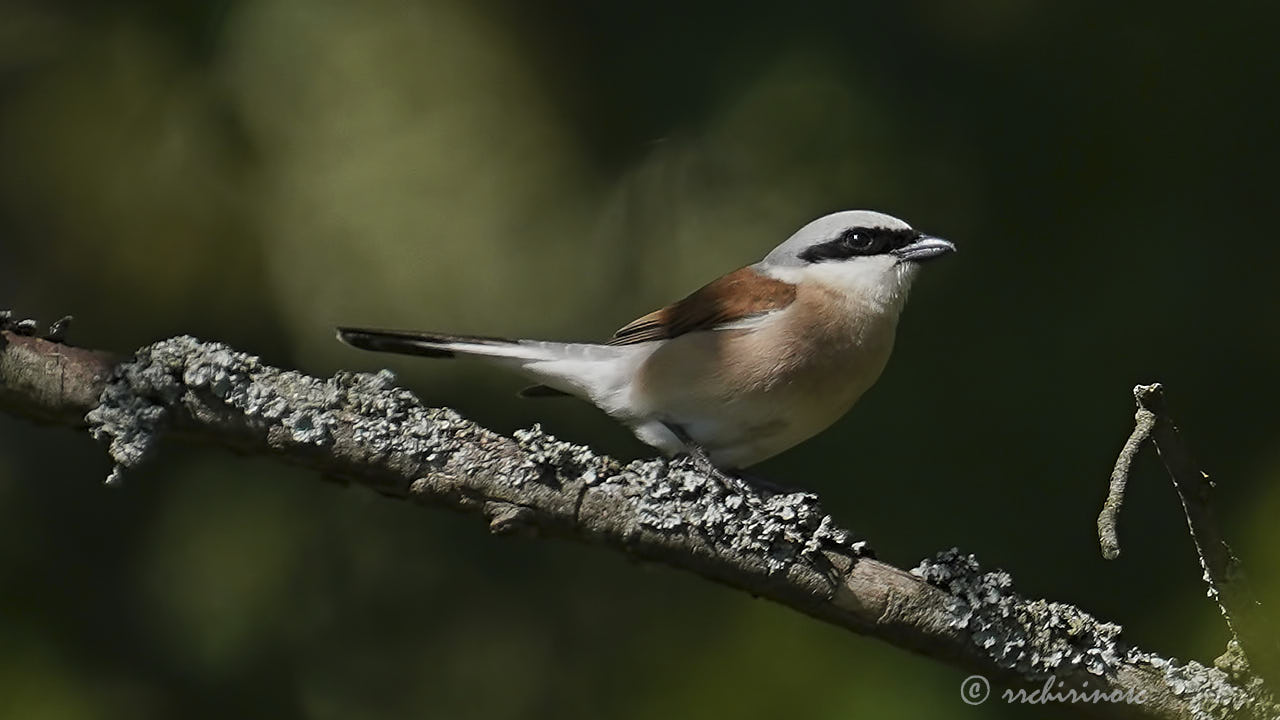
[[1099, 382, 1280, 693], [1098, 392, 1156, 560]]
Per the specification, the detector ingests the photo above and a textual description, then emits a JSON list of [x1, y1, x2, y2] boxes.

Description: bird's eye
[[842, 230, 882, 254], [800, 227, 894, 263]]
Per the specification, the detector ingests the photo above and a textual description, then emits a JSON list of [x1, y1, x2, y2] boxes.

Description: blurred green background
[[2, 1, 1278, 718]]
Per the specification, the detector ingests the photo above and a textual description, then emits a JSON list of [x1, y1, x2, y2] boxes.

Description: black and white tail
[[335, 327, 646, 405]]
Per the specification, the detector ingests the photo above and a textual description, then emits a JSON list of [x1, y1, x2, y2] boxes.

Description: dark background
[[2, 1, 1277, 717]]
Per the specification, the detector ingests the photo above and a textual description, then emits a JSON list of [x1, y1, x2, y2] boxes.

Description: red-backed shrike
[[338, 210, 954, 472]]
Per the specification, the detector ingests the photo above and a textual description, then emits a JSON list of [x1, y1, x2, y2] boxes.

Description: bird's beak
[[893, 235, 956, 263]]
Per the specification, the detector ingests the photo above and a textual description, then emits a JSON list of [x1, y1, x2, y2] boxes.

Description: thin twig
[[1100, 382, 1280, 694], [1098, 392, 1157, 560]]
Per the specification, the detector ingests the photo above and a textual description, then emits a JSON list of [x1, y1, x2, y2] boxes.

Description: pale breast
[[629, 280, 900, 467]]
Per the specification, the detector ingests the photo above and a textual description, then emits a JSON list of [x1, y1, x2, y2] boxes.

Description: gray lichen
[[620, 456, 868, 572], [86, 339, 186, 485], [506, 419, 867, 573], [1139, 652, 1275, 720], [513, 423, 615, 486], [914, 549, 1278, 719], [85, 336, 623, 494], [507, 421, 866, 571], [914, 548, 1126, 676], [86, 336, 413, 484]]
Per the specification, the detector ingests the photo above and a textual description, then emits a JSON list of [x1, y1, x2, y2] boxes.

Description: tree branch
[[1099, 383, 1280, 694], [0, 319, 1274, 719]]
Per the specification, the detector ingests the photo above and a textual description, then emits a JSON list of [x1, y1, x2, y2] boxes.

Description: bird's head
[[759, 210, 955, 307]]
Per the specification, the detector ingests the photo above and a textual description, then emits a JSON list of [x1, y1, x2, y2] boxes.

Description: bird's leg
[[728, 471, 804, 497], [659, 424, 841, 584], [662, 422, 755, 497]]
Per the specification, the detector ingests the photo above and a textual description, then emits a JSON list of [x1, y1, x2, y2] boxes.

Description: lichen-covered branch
[[1099, 383, 1280, 695], [0, 320, 1274, 720]]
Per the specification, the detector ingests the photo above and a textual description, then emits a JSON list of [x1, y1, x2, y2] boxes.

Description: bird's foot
[[675, 443, 755, 497], [726, 470, 807, 497], [662, 421, 773, 498], [683, 455, 844, 582]]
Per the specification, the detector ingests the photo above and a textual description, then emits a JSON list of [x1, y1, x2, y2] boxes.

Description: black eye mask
[[798, 227, 922, 264]]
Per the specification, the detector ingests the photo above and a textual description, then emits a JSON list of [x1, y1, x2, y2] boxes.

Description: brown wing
[[608, 266, 797, 346]]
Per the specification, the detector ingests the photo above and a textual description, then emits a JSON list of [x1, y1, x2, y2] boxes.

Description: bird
[[337, 210, 953, 475]]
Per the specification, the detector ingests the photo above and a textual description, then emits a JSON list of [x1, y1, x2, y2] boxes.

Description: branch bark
[[0, 321, 1274, 720]]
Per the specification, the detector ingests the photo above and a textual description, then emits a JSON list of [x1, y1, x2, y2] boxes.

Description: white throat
[[760, 257, 919, 315]]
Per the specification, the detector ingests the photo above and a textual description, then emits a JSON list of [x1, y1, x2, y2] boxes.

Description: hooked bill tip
[[894, 236, 955, 263]]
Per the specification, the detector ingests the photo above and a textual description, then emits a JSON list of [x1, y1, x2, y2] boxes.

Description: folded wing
[[608, 266, 797, 346]]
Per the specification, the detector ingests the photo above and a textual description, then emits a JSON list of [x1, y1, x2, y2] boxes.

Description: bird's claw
[[675, 444, 755, 497]]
